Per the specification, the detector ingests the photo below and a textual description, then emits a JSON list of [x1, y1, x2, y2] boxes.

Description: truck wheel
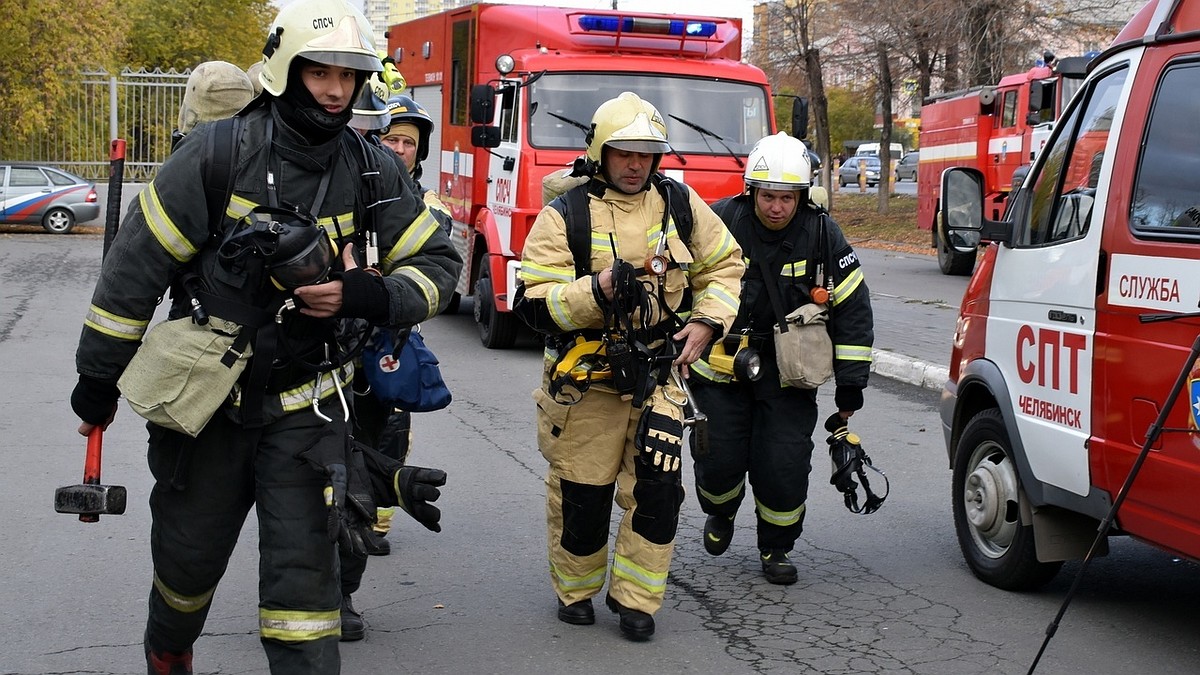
[[473, 263, 518, 349], [952, 408, 1062, 590], [42, 207, 75, 234], [936, 221, 977, 276]]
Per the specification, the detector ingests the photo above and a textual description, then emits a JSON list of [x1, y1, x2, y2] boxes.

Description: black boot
[[703, 515, 735, 556], [759, 549, 798, 585], [146, 648, 193, 675], [340, 594, 366, 642], [556, 597, 595, 625], [605, 594, 655, 641]]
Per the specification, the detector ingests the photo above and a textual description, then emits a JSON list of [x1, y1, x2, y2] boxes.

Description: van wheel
[[952, 409, 1062, 590], [937, 221, 976, 276], [43, 207, 75, 234], [473, 262, 518, 349]]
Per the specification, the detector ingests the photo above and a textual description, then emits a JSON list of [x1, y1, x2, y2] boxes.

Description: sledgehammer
[[55, 428, 126, 522]]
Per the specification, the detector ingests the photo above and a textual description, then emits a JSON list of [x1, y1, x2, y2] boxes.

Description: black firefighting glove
[[635, 405, 683, 472], [71, 374, 120, 426], [339, 441, 380, 559], [393, 466, 447, 532], [335, 267, 390, 324], [297, 431, 357, 551], [824, 412, 860, 495]]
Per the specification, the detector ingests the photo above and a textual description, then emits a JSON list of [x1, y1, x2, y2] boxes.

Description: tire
[[952, 409, 1062, 590], [440, 292, 461, 316], [936, 219, 977, 276], [473, 262, 518, 349], [42, 207, 75, 234], [839, 175, 848, 187]]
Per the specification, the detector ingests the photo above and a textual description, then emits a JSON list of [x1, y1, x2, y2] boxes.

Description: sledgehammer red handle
[[80, 428, 104, 522]]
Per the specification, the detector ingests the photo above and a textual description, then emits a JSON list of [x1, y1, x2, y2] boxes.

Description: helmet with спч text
[[257, 0, 381, 97], [585, 91, 671, 164], [744, 132, 811, 191]]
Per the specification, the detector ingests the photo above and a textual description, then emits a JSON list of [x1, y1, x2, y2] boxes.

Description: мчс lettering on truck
[[939, 0, 1200, 594], [387, 4, 785, 348]]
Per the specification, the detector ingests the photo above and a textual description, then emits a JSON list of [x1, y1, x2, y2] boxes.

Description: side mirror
[[471, 125, 501, 149], [941, 167, 1012, 244], [470, 84, 496, 124], [791, 97, 809, 139]]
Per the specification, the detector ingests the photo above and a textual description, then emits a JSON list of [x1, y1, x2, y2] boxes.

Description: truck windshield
[[527, 73, 771, 155]]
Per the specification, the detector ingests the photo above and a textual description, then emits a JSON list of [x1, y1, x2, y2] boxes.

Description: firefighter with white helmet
[[688, 131, 874, 584], [514, 91, 744, 640], [69, 1, 460, 672]]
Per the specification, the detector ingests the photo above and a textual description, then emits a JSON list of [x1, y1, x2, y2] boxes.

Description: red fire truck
[[917, 55, 1090, 275], [386, 4, 782, 348]]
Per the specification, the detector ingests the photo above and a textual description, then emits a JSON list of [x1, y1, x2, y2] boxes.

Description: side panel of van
[[1091, 43, 1200, 557]]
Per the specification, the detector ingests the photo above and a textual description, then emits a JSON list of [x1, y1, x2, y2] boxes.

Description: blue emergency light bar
[[578, 15, 718, 38]]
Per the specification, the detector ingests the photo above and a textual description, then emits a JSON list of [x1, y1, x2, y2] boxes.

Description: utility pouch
[[773, 303, 833, 389], [608, 336, 637, 395], [118, 316, 252, 437]]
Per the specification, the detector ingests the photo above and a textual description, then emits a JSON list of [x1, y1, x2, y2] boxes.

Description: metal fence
[[18, 68, 190, 182]]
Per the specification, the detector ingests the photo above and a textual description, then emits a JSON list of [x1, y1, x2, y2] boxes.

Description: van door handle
[[1048, 310, 1078, 324]]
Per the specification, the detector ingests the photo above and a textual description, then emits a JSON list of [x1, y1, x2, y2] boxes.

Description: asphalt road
[[2, 232, 1199, 674]]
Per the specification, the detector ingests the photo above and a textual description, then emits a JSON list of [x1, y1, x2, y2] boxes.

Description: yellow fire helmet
[[745, 132, 811, 191], [257, 0, 381, 97], [585, 91, 672, 163]]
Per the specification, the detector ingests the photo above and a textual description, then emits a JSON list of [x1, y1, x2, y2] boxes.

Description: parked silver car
[[895, 151, 919, 181], [837, 155, 881, 187], [0, 163, 100, 233]]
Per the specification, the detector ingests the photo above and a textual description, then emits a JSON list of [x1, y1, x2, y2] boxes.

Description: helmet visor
[[605, 138, 672, 155], [298, 50, 383, 73]]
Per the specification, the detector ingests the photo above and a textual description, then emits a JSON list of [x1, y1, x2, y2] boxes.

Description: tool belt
[[547, 323, 676, 407]]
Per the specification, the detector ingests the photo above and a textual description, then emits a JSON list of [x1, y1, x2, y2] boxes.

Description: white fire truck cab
[[940, 0, 1200, 590]]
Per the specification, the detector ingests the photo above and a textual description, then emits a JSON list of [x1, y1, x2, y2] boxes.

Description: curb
[[871, 350, 949, 392]]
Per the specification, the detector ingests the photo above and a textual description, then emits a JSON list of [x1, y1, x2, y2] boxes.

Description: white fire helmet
[[257, 0, 381, 97], [744, 132, 812, 191]]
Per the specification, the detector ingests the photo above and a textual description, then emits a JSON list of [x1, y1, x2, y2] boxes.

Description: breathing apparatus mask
[[218, 205, 337, 290], [707, 333, 763, 382], [824, 412, 889, 515]]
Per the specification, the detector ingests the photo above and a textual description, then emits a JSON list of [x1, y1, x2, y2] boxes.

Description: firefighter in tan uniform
[[514, 92, 743, 640]]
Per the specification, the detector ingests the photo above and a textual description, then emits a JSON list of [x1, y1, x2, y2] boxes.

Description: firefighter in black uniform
[[688, 132, 874, 584], [68, 1, 460, 672]]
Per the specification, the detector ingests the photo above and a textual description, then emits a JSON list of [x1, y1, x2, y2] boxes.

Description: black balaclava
[[273, 56, 365, 145]]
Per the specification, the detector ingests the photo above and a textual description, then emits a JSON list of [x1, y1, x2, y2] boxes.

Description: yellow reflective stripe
[[696, 229, 737, 269], [140, 182, 197, 262], [755, 498, 805, 527], [694, 283, 739, 315], [547, 284, 583, 331], [781, 260, 808, 278], [259, 608, 341, 641], [590, 231, 613, 257], [835, 344, 873, 362], [317, 212, 355, 238], [382, 209, 439, 271], [831, 268, 864, 306], [698, 478, 744, 505], [520, 262, 574, 284], [689, 359, 732, 383], [611, 554, 667, 594], [232, 363, 354, 411], [227, 194, 255, 221], [395, 266, 441, 321], [550, 562, 607, 591], [84, 305, 149, 341], [153, 572, 215, 613]]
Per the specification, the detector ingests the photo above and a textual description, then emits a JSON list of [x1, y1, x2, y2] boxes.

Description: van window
[[1018, 65, 1126, 247], [1131, 61, 1200, 235]]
